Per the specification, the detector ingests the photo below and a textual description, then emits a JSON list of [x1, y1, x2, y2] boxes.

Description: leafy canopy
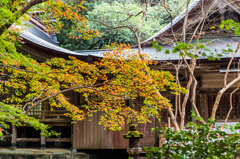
[[1, 43, 186, 131]]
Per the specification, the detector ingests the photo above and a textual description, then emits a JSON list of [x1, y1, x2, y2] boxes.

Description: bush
[[145, 113, 240, 159]]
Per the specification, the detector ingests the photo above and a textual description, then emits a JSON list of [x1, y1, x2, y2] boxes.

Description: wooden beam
[[44, 123, 71, 126], [16, 138, 71, 142], [40, 118, 72, 123], [1, 135, 11, 139]]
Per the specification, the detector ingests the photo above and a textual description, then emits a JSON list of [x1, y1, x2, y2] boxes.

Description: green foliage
[[0, 102, 59, 137], [152, 41, 162, 52], [145, 113, 240, 159], [220, 19, 240, 35]]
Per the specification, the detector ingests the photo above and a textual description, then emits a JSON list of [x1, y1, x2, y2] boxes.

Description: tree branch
[[224, 41, 240, 88], [86, 17, 135, 33], [25, 83, 104, 114]]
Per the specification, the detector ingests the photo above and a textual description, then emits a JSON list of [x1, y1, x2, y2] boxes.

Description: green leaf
[[165, 49, 170, 54]]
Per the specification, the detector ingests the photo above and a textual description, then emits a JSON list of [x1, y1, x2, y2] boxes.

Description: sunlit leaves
[[220, 19, 240, 35], [1, 42, 186, 131], [152, 41, 162, 52], [90, 43, 186, 130]]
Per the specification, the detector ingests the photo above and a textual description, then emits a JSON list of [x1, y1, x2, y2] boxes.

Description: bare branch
[[190, 99, 206, 124], [86, 17, 135, 33], [182, 0, 191, 42], [163, 0, 177, 42], [223, 86, 239, 126], [23, 89, 45, 111], [211, 75, 240, 121], [122, 11, 144, 22], [224, 41, 240, 87]]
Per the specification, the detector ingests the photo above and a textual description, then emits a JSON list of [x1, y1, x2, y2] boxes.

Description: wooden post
[[40, 130, 46, 150], [200, 93, 207, 121], [71, 124, 73, 150], [10, 125, 17, 150], [154, 117, 161, 147]]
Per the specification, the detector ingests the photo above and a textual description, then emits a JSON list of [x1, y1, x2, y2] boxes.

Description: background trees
[[57, 0, 192, 50]]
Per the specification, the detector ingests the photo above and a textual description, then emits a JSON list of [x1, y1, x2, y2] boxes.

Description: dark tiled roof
[[20, 21, 88, 57]]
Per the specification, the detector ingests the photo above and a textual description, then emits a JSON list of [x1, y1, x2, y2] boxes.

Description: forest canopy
[[57, 0, 193, 50]]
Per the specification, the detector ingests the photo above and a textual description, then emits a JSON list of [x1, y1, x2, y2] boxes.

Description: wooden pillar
[[200, 93, 207, 121], [40, 130, 46, 150], [71, 123, 77, 154], [10, 125, 17, 150], [154, 117, 161, 147], [71, 124, 73, 149]]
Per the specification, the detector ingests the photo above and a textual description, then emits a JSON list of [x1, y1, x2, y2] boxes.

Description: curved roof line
[[141, 0, 201, 45], [21, 30, 88, 57]]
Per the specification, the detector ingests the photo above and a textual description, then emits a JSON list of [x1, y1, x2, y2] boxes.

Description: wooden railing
[[28, 110, 69, 119]]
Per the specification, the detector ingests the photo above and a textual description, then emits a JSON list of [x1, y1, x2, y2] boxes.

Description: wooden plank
[[206, 94, 209, 119], [231, 95, 234, 119]]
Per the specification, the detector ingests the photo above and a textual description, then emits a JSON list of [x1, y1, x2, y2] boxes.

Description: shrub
[[145, 113, 240, 159]]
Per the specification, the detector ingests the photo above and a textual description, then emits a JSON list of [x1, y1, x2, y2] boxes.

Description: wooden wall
[[73, 111, 129, 149], [72, 111, 157, 149], [135, 117, 156, 147], [202, 72, 239, 89]]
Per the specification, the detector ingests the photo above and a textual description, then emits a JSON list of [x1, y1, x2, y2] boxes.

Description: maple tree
[[0, 0, 185, 136]]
